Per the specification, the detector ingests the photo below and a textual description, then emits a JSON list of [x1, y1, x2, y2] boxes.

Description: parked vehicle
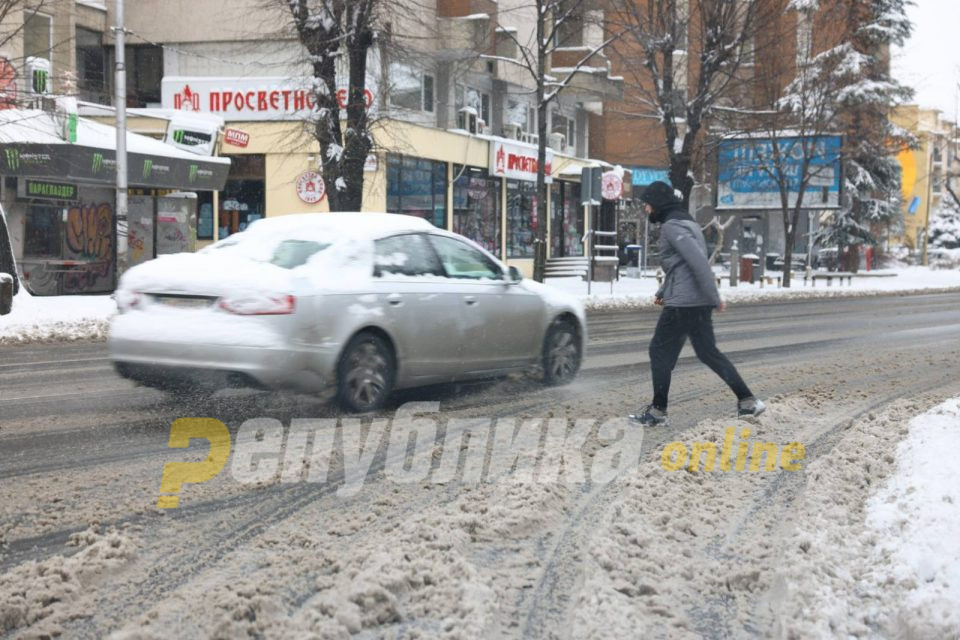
[[109, 212, 585, 411], [0, 203, 19, 315]]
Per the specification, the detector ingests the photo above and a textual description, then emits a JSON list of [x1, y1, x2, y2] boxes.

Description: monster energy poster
[[1, 143, 229, 190]]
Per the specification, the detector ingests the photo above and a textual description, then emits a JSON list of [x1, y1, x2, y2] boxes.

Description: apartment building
[[74, 0, 619, 275], [891, 105, 958, 254], [592, 0, 896, 260]]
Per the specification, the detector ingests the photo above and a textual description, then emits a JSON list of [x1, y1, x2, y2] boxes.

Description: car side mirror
[[507, 266, 523, 284], [0, 273, 13, 315]]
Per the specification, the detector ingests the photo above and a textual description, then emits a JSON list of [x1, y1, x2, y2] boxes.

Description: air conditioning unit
[[548, 132, 566, 153], [458, 107, 478, 134], [503, 123, 522, 140], [521, 132, 539, 146]]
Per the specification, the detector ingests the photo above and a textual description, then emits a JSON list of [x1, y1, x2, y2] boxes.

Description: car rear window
[[269, 239, 331, 269]]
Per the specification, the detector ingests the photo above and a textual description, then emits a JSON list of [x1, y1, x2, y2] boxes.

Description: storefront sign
[[162, 77, 378, 121], [363, 154, 378, 172], [0, 143, 230, 191], [630, 167, 670, 186], [22, 179, 78, 201], [601, 172, 623, 200], [164, 117, 219, 156], [296, 171, 326, 204], [489, 140, 553, 184], [223, 128, 250, 148]]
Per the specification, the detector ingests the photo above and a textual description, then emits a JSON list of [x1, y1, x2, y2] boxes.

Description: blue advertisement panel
[[716, 135, 842, 210]]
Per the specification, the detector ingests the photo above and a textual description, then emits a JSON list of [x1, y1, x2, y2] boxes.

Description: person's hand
[[716, 300, 727, 313], [655, 296, 664, 306]]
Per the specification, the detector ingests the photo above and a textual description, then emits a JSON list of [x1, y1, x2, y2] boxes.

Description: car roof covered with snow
[[241, 212, 434, 240]]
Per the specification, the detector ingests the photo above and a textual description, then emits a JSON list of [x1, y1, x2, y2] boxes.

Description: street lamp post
[[114, 0, 127, 280]]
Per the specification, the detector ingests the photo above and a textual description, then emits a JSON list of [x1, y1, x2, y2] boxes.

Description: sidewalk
[[558, 266, 960, 310], [2, 267, 959, 344]]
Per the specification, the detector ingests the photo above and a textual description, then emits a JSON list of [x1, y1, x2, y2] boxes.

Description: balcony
[[548, 47, 623, 101], [438, 1, 496, 57], [438, 0, 497, 18]]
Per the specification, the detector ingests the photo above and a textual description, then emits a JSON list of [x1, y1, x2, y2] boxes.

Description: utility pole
[[114, 0, 128, 280]]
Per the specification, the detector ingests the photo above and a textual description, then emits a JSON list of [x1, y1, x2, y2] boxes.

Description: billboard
[[716, 135, 842, 210]]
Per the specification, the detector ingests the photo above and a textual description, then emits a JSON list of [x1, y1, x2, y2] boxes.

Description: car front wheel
[[337, 332, 396, 412], [542, 320, 581, 385]]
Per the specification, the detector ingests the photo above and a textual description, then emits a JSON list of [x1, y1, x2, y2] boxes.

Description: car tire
[[542, 319, 581, 386], [337, 332, 396, 412]]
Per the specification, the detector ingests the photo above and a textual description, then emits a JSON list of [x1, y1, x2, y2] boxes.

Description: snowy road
[[2, 292, 960, 638]]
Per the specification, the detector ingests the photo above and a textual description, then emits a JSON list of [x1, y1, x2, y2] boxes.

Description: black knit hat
[[640, 180, 678, 211]]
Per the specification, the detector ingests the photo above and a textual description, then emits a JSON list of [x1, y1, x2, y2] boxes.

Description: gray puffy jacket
[[656, 219, 721, 308]]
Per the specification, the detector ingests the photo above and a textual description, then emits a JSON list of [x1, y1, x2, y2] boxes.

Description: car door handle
[[464, 296, 477, 306], [387, 293, 403, 306]]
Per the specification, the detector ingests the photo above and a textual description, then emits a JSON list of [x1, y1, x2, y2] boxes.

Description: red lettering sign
[[224, 128, 250, 148]]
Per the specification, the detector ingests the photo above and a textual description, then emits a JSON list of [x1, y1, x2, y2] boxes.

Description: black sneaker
[[628, 405, 669, 426], [738, 397, 766, 418]]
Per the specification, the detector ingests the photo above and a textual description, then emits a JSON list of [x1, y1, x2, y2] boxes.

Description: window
[[108, 45, 163, 107], [24, 205, 60, 258], [550, 181, 583, 257], [389, 62, 434, 112], [23, 12, 52, 61], [506, 180, 538, 258], [427, 234, 502, 280], [453, 166, 501, 256], [506, 99, 536, 133], [219, 155, 266, 239], [553, 1, 583, 47], [386, 154, 447, 228], [552, 111, 574, 150], [270, 240, 331, 269], [374, 233, 444, 277], [456, 85, 491, 126], [76, 27, 107, 103]]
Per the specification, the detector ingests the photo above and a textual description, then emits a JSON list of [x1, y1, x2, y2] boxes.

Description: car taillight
[[115, 290, 141, 312], [218, 294, 296, 315]]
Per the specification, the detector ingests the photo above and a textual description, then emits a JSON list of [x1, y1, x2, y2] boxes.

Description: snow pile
[[0, 527, 136, 638], [0, 287, 115, 344], [768, 397, 960, 638], [865, 397, 960, 632]]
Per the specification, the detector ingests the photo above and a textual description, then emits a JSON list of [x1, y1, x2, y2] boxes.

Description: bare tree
[[606, 0, 766, 204], [727, 0, 913, 287], [281, 0, 379, 212], [496, 0, 622, 281]]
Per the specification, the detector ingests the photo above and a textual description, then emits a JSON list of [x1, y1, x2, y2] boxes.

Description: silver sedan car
[[109, 212, 585, 411]]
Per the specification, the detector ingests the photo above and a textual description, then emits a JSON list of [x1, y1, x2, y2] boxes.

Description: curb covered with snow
[[581, 284, 960, 311], [0, 290, 115, 345]]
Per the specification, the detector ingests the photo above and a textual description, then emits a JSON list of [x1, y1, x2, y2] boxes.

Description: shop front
[[0, 109, 229, 294]]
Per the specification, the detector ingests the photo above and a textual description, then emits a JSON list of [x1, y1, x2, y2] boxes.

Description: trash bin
[[624, 244, 641, 278], [740, 257, 754, 283], [0, 273, 12, 316]]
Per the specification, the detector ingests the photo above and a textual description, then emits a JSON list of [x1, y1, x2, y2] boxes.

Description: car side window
[[427, 235, 502, 280], [374, 233, 445, 278]]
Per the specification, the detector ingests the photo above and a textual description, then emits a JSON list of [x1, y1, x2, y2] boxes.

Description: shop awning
[[0, 109, 230, 191]]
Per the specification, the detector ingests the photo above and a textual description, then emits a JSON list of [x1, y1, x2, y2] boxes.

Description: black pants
[[649, 306, 753, 410]]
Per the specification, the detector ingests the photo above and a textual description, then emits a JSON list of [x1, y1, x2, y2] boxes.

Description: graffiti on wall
[[63, 202, 114, 293]]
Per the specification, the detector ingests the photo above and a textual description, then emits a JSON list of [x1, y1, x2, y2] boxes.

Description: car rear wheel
[[337, 332, 396, 412], [542, 320, 581, 385]]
